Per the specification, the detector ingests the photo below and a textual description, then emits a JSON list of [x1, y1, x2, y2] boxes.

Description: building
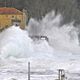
[[0, 7, 27, 31]]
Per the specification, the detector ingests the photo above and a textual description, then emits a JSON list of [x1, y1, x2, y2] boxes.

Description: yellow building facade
[[0, 7, 27, 31]]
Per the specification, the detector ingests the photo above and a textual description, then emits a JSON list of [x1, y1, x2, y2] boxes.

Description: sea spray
[[0, 26, 34, 58], [28, 11, 80, 54], [0, 25, 54, 60]]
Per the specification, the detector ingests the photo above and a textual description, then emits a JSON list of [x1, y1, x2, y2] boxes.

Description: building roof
[[0, 7, 23, 14]]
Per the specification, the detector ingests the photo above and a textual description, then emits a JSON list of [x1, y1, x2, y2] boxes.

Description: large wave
[[28, 11, 80, 54], [0, 11, 80, 80]]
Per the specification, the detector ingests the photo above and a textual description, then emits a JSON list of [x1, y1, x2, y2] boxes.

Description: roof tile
[[0, 7, 22, 14]]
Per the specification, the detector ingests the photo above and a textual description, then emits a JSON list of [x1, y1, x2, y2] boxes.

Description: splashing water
[[0, 26, 34, 58], [0, 26, 54, 59], [28, 11, 80, 54], [0, 11, 80, 80]]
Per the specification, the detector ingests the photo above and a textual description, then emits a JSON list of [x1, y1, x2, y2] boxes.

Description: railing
[[27, 62, 67, 80]]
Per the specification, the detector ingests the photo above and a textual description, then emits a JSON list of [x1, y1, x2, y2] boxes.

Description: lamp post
[[28, 62, 30, 80]]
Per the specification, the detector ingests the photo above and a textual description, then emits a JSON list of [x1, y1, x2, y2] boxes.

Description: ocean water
[[0, 11, 80, 80]]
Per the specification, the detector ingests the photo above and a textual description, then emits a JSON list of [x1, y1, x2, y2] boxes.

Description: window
[[12, 16, 15, 18], [6, 15, 8, 17], [5, 25, 8, 28]]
